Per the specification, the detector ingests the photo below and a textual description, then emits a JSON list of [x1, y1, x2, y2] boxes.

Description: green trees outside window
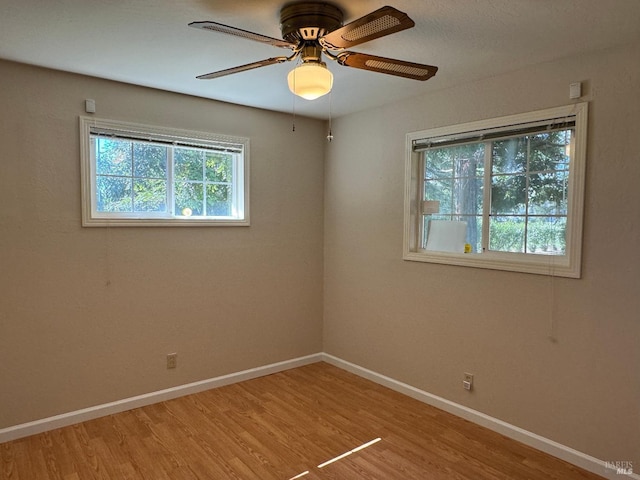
[[95, 137, 235, 218], [423, 129, 571, 255]]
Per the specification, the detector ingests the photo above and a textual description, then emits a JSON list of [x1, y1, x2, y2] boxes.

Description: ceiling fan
[[189, 3, 438, 100]]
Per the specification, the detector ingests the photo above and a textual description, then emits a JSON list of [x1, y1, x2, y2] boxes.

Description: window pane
[[424, 144, 484, 251], [491, 174, 527, 215], [96, 176, 132, 212], [456, 215, 483, 253], [528, 172, 568, 215], [489, 216, 525, 253], [206, 184, 231, 216], [133, 179, 166, 212], [453, 177, 483, 215], [423, 216, 466, 252], [133, 143, 167, 179], [175, 181, 204, 216], [423, 214, 482, 252], [526, 217, 566, 255], [424, 179, 483, 215], [425, 144, 484, 179], [492, 138, 527, 174], [528, 131, 571, 173], [425, 149, 453, 179], [452, 144, 485, 178], [206, 153, 233, 183], [175, 149, 204, 181], [424, 178, 483, 215], [96, 138, 132, 176], [470, 215, 483, 253], [424, 179, 453, 214]]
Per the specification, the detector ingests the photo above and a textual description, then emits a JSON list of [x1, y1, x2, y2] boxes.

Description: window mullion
[[232, 152, 239, 218], [482, 142, 492, 252], [129, 142, 135, 211], [167, 147, 175, 216], [418, 152, 427, 249], [524, 137, 531, 252], [202, 151, 207, 216], [90, 138, 98, 218]]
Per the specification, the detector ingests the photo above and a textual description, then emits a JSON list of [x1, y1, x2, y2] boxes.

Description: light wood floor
[[1, 362, 604, 479]]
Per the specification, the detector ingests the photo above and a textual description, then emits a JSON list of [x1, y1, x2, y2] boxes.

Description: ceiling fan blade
[[197, 57, 290, 80], [189, 21, 297, 49], [319, 6, 414, 50], [336, 52, 437, 81]]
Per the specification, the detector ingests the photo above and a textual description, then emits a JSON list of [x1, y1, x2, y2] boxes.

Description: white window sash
[[403, 103, 588, 278], [80, 116, 249, 227]]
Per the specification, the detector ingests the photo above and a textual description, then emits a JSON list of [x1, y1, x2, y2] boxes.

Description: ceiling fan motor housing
[[280, 2, 343, 43], [190, 4, 437, 83]]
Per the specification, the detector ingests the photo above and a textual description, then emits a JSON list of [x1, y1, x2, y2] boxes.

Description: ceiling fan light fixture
[[287, 62, 333, 100], [191, 4, 438, 104]]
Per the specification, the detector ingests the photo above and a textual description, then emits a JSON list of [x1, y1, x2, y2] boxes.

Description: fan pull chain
[[292, 100, 296, 132], [327, 90, 334, 142], [291, 70, 297, 132]]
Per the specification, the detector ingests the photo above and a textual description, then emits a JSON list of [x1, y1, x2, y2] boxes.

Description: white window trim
[[403, 103, 588, 278], [80, 116, 250, 227]]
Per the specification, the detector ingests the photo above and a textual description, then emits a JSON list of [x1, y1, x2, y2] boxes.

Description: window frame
[[80, 116, 250, 227], [403, 103, 588, 278]]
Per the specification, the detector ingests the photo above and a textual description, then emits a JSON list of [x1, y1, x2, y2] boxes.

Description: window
[[404, 103, 587, 277], [80, 117, 249, 226]]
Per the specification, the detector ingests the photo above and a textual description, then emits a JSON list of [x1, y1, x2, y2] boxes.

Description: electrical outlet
[[463, 373, 473, 391], [166, 353, 177, 369]]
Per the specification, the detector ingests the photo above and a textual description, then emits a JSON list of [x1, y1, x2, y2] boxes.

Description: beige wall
[[0, 60, 325, 427], [1, 39, 638, 467], [324, 40, 640, 465]]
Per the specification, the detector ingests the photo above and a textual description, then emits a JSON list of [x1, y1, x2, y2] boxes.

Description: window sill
[[402, 250, 580, 278], [81, 216, 250, 227]]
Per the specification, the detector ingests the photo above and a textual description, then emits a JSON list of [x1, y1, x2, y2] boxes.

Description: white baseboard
[[0, 353, 322, 444], [321, 353, 638, 480], [1, 352, 636, 480]]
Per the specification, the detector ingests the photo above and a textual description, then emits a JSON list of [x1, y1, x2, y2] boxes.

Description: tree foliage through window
[[95, 137, 235, 217], [423, 129, 571, 255]]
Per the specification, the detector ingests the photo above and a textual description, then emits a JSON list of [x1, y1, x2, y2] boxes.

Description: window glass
[[404, 103, 587, 277], [80, 117, 249, 226]]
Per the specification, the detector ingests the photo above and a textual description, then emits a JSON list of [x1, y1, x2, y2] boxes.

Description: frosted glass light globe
[[287, 63, 333, 100]]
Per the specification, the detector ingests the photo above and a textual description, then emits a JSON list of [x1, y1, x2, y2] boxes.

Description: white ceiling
[[1, 0, 639, 119]]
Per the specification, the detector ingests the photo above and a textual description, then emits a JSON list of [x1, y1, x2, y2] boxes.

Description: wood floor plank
[[0, 362, 605, 480]]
